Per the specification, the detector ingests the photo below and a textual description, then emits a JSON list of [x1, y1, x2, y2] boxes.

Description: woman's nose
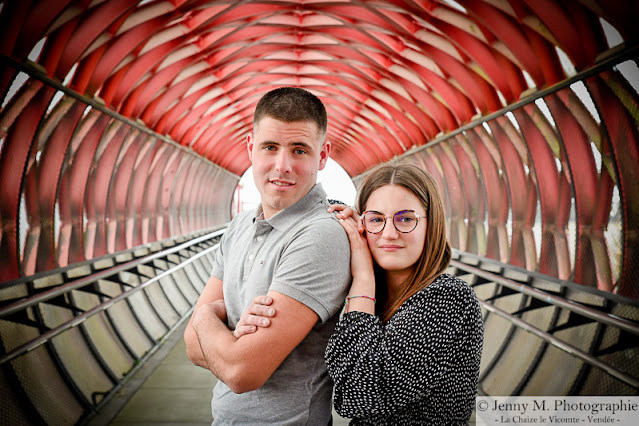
[[381, 217, 399, 238]]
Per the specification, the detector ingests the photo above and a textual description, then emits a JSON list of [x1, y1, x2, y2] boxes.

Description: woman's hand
[[233, 295, 275, 338], [337, 216, 377, 314], [328, 204, 362, 231], [336, 214, 375, 282], [330, 204, 376, 313]]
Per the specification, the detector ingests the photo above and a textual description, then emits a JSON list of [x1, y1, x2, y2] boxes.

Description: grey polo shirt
[[209, 183, 351, 425]]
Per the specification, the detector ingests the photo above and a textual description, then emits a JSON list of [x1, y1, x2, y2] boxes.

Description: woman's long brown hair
[[356, 162, 451, 322]]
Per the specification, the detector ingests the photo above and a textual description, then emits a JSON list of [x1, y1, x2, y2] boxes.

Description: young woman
[[235, 163, 483, 424], [324, 163, 483, 425]]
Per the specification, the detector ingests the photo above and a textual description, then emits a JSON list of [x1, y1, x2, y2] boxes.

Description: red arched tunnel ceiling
[[1, 0, 635, 178]]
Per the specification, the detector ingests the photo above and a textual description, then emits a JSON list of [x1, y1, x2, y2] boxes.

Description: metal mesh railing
[[450, 250, 639, 397], [0, 227, 225, 425]]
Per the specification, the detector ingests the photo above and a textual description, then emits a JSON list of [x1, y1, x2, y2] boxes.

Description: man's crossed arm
[[183, 276, 319, 394]]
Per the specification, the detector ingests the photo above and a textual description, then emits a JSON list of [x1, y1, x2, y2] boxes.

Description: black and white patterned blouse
[[325, 273, 484, 425]]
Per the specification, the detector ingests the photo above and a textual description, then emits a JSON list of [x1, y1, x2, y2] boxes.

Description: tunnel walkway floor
[[89, 320, 349, 425]]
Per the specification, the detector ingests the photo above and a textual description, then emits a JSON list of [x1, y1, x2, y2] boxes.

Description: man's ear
[[246, 133, 254, 162], [318, 140, 331, 170]]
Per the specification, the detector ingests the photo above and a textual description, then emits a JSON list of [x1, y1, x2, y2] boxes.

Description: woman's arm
[[335, 214, 377, 314]]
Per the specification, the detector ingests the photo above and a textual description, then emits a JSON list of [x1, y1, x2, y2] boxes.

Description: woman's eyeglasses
[[361, 210, 425, 234]]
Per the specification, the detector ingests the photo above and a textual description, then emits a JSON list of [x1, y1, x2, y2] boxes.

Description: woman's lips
[[379, 245, 403, 251]]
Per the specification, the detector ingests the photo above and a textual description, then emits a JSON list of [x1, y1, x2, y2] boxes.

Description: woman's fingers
[[339, 217, 375, 279], [327, 203, 348, 213], [329, 205, 360, 222], [338, 217, 357, 238], [339, 218, 366, 246]]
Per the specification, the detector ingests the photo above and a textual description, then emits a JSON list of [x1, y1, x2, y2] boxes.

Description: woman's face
[[363, 185, 427, 277]]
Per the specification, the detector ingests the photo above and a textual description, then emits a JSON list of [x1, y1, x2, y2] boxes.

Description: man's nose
[[274, 152, 292, 173]]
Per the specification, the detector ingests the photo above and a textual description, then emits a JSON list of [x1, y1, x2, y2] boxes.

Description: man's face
[[247, 116, 330, 219]]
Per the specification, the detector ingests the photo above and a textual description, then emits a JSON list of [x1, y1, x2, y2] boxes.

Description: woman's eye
[[397, 215, 414, 222]]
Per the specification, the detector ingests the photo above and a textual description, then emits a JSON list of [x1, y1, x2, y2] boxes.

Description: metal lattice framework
[[367, 60, 639, 298], [1, 1, 638, 298], [0, 229, 224, 424]]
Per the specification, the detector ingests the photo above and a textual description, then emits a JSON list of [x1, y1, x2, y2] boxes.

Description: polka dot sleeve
[[325, 274, 483, 425]]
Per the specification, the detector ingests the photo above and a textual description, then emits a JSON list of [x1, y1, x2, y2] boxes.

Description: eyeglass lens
[[363, 210, 419, 233]]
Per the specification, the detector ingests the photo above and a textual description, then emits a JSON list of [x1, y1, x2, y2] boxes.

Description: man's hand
[[193, 299, 228, 329], [234, 295, 275, 338], [193, 290, 319, 393]]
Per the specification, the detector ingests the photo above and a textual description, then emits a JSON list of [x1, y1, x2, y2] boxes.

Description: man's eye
[[264, 145, 276, 151], [294, 149, 307, 155]]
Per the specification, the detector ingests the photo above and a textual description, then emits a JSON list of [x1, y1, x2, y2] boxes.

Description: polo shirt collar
[[257, 184, 327, 232]]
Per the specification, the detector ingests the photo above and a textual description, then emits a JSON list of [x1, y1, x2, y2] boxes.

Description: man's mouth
[[270, 180, 294, 186]]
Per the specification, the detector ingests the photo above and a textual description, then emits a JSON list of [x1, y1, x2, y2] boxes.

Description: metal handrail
[[450, 259, 639, 337], [0, 229, 225, 319], [451, 254, 639, 391], [0, 229, 225, 366], [479, 300, 639, 389]]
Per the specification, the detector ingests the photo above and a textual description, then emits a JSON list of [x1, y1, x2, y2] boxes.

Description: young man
[[184, 87, 351, 424]]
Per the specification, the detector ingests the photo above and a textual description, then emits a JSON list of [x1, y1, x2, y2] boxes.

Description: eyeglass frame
[[361, 209, 426, 234]]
